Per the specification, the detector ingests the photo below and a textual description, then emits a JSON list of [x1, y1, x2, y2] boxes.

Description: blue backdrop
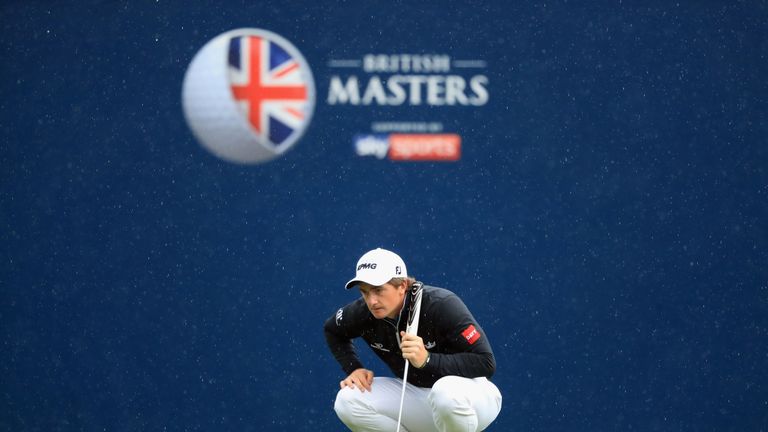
[[2, 1, 767, 431]]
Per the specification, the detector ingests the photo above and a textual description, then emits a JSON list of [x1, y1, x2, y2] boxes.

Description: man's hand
[[340, 368, 374, 392], [400, 331, 429, 368]]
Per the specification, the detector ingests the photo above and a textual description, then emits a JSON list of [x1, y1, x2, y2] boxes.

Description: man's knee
[[428, 376, 472, 415], [334, 388, 355, 420], [334, 387, 370, 422]]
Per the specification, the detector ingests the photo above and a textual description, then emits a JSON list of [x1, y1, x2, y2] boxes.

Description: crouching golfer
[[324, 248, 502, 431]]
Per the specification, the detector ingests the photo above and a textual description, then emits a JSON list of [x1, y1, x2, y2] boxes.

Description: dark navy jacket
[[324, 284, 496, 388]]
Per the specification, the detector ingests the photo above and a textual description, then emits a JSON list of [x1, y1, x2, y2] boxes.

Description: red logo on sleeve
[[461, 324, 481, 345]]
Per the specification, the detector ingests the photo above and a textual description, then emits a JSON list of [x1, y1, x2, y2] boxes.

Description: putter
[[395, 282, 423, 432]]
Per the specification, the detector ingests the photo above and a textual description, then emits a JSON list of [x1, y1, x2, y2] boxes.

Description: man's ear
[[398, 279, 409, 292]]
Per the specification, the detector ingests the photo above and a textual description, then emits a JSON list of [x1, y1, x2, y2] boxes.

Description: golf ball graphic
[[182, 28, 315, 164]]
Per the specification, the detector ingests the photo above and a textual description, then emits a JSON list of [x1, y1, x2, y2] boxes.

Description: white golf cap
[[345, 248, 408, 289]]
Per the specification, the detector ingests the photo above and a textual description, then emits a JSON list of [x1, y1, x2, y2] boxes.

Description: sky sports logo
[[354, 133, 461, 161]]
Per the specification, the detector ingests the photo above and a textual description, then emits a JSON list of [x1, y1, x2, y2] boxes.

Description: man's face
[[358, 281, 406, 319]]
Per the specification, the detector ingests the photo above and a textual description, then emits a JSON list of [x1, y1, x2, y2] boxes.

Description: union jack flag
[[228, 36, 309, 149]]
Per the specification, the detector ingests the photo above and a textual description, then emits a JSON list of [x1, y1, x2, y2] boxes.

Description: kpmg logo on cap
[[228, 30, 315, 152], [357, 263, 378, 271]]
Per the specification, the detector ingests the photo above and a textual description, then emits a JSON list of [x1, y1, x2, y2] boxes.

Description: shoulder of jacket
[[334, 298, 372, 321], [423, 285, 457, 301], [422, 285, 463, 312]]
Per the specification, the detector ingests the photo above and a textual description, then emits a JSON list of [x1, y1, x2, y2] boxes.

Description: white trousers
[[334, 376, 502, 432]]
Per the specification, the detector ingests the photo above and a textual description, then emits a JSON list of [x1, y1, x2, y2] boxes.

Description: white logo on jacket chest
[[335, 308, 343, 326], [370, 343, 391, 352], [425, 341, 436, 349]]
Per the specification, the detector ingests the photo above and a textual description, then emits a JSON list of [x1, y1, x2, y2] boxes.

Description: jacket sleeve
[[423, 293, 496, 378], [323, 300, 367, 375]]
